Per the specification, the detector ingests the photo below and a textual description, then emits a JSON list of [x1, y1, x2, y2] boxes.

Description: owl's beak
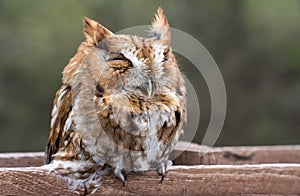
[[146, 79, 153, 97], [139, 79, 153, 97]]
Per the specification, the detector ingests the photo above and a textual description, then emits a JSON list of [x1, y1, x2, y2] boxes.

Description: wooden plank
[[0, 164, 299, 195], [0, 152, 44, 167], [172, 141, 300, 165], [1, 142, 300, 167]]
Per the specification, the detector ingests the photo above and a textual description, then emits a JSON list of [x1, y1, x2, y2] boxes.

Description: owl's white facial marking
[[153, 43, 165, 63], [121, 49, 146, 70]]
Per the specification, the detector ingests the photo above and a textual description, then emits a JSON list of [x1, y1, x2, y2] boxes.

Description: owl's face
[[88, 35, 180, 100], [77, 8, 184, 105]]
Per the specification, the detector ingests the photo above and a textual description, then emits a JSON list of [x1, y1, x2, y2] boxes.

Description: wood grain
[[0, 164, 299, 195], [1, 142, 300, 195], [1, 142, 300, 167], [172, 141, 300, 165]]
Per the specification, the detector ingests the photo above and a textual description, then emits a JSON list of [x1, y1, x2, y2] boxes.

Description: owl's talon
[[114, 168, 127, 185], [154, 160, 172, 182], [122, 170, 128, 186], [160, 175, 165, 183], [124, 172, 128, 181]]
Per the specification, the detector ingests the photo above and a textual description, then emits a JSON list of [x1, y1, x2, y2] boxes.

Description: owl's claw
[[160, 175, 165, 183], [114, 168, 127, 186], [154, 160, 172, 183], [122, 172, 128, 186]]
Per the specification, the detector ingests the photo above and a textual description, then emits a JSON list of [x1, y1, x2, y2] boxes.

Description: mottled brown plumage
[[45, 7, 186, 191]]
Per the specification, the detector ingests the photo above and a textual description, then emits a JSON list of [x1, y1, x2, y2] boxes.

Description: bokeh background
[[0, 0, 299, 152]]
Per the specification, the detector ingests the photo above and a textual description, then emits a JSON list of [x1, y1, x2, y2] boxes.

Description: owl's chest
[[96, 95, 179, 143], [81, 94, 183, 170]]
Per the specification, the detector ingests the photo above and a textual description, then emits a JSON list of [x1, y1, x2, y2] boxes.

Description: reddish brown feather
[[45, 85, 73, 164], [83, 16, 113, 45]]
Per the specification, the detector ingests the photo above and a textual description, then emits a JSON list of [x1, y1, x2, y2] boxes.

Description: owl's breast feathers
[[94, 90, 185, 153], [46, 80, 186, 164]]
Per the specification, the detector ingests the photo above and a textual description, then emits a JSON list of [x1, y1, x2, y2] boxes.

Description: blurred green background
[[0, 0, 299, 152]]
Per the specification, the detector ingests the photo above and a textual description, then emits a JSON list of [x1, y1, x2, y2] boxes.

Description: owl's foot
[[154, 160, 172, 183], [113, 168, 127, 186]]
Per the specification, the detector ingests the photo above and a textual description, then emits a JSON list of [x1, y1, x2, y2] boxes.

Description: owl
[[45, 7, 186, 190]]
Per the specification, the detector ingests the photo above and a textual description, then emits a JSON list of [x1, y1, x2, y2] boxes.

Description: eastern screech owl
[[45, 7, 186, 187]]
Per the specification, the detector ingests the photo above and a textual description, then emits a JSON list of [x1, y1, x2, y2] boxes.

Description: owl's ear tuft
[[151, 7, 171, 47], [83, 17, 113, 45]]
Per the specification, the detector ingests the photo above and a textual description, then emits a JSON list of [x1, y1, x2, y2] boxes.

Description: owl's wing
[[45, 85, 73, 164]]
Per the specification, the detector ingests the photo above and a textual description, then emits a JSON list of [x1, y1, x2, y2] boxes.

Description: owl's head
[[77, 7, 185, 102]]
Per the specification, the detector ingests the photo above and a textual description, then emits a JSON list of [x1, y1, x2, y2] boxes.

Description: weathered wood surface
[[0, 164, 300, 195], [1, 141, 300, 167], [172, 141, 300, 165], [0, 152, 44, 167], [0, 142, 300, 195]]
